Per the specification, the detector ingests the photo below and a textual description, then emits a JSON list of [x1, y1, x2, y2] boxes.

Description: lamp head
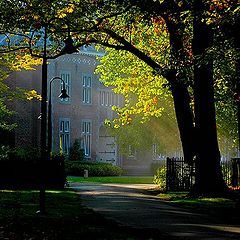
[[59, 88, 70, 99]]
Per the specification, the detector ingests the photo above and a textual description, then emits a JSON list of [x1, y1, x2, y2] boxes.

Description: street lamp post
[[39, 28, 48, 215], [38, 24, 77, 215], [48, 77, 69, 156]]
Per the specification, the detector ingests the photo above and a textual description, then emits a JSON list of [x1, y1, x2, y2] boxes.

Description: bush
[[9, 146, 40, 163], [0, 145, 11, 161], [151, 160, 166, 174], [65, 161, 123, 177], [68, 140, 85, 161], [0, 146, 65, 189], [153, 166, 167, 191]]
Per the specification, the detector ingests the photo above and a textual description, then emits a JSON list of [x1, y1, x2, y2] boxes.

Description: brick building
[[48, 47, 123, 166], [6, 47, 160, 175]]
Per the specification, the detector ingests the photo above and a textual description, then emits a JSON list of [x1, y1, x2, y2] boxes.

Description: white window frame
[[99, 90, 124, 107], [60, 71, 71, 103], [100, 91, 104, 106], [82, 74, 92, 104], [59, 118, 70, 154], [81, 120, 92, 158]]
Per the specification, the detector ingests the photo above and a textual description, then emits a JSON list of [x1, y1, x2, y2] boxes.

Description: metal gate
[[166, 157, 240, 191], [166, 157, 195, 191]]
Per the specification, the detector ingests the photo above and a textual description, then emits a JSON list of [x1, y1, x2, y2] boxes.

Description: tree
[[0, 0, 238, 195], [68, 139, 85, 161], [0, 52, 41, 132], [91, 0, 237, 195], [191, 0, 226, 194], [96, 47, 181, 155]]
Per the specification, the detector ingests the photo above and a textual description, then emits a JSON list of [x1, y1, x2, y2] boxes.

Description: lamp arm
[[50, 76, 66, 90]]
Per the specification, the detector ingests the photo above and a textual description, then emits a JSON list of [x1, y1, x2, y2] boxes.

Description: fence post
[[231, 158, 239, 187]]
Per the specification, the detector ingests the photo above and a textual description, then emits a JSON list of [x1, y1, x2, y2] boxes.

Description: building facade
[[5, 47, 165, 175], [48, 48, 123, 166]]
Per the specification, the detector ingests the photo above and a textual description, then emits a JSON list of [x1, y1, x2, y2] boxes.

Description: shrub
[[68, 140, 85, 161], [153, 166, 167, 191], [10, 146, 40, 162], [65, 161, 123, 177], [151, 160, 166, 174], [0, 145, 11, 161], [0, 147, 65, 189]]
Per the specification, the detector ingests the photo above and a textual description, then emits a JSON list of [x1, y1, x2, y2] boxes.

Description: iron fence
[[166, 157, 195, 191], [166, 157, 239, 191]]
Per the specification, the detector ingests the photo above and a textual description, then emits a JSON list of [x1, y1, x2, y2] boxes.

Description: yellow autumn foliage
[[57, 4, 75, 18], [25, 90, 42, 101], [10, 54, 42, 71]]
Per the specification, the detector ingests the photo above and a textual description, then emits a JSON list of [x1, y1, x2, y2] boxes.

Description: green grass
[[157, 191, 235, 208], [156, 191, 238, 221], [0, 189, 166, 239], [67, 176, 154, 184]]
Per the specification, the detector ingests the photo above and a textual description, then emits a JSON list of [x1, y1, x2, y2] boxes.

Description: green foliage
[[151, 160, 166, 174], [213, 38, 239, 149], [0, 145, 11, 161], [68, 139, 85, 161], [65, 161, 123, 177], [9, 146, 40, 163], [96, 46, 181, 154], [0, 145, 40, 162], [0, 99, 16, 131], [96, 47, 170, 126], [51, 151, 65, 162], [0, 53, 41, 131], [153, 166, 167, 191], [0, 146, 66, 189], [0, 0, 239, 195]]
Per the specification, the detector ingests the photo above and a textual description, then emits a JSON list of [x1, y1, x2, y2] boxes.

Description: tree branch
[[102, 28, 171, 78]]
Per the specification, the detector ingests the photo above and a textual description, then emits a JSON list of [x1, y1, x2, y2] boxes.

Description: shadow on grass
[[155, 191, 240, 224], [0, 190, 174, 240]]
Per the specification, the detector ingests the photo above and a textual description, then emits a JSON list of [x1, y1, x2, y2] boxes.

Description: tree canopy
[[0, 52, 41, 131], [0, 0, 239, 195]]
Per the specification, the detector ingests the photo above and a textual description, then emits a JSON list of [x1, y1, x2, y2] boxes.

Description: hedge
[[0, 146, 66, 189], [65, 161, 123, 177]]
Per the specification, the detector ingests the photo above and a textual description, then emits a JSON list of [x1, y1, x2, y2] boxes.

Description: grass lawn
[[157, 191, 235, 207], [67, 175, 154, 184], [0, 189, 165, 240], [156, 191, 239, 222]]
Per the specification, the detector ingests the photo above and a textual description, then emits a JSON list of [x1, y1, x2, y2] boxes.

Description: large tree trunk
[[192, 0, 227, 195], [164, 16, 196, 164], [170, 76, 195, 164]]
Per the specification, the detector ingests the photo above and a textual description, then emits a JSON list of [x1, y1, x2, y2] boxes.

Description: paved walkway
[[70, 183, 240, 240]]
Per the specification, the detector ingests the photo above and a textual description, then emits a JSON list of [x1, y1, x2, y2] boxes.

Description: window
[[59, 119, 70, 154], [82, 75, 92, 104], [81, 120, 91, 157], [60, 72, 71, 102], [99, 90, 123, 107], [100, 91, 105, 106]]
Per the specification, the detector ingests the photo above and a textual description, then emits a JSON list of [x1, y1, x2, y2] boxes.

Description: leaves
[[0, 52, 42, 130], [96, 44, 181, 153], [9, 54, 42, 71]]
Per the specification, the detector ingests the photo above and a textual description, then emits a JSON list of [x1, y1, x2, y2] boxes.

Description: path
[[70, 183, 240, 240]]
